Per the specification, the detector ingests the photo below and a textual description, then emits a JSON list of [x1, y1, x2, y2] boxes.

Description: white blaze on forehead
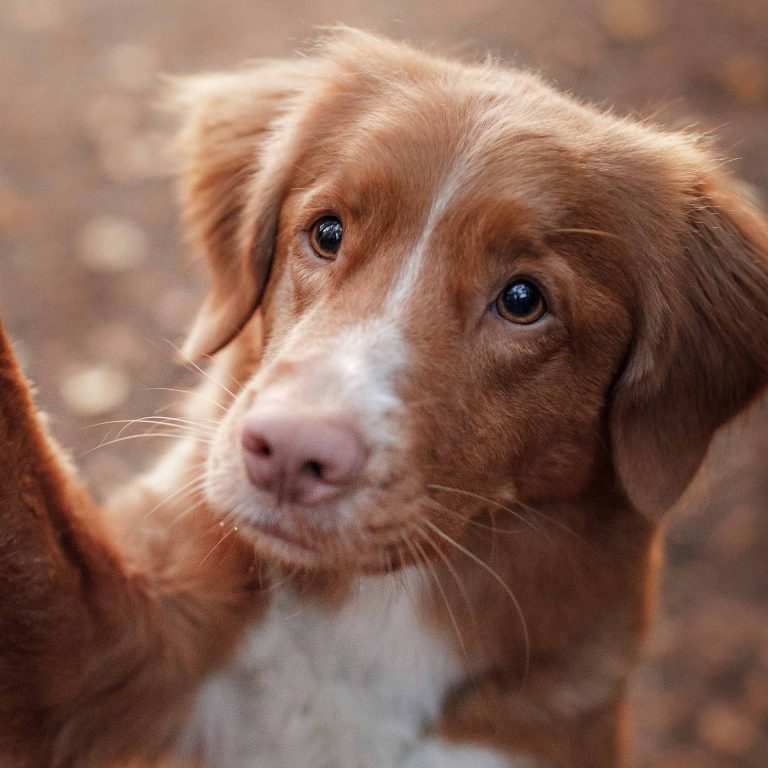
[[385, 152, 473, 314], [252, 151, 477, 446]]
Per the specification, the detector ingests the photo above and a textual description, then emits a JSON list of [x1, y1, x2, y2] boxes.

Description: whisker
[[199, 525, 239, 565], [395, 544, 416, 605], [400, 536, 430, 605], [423, 518, 530, 682], [280, 606, 309, 622], [147, 387, 228, 413], [163, 338, 237, 401], [201, 352, 245, 392], [429, 489, 599, 559], [415, 523, 475, 627], [91, 417, 217, 439], [89, 415, 219, 429], [106, 429, 213, 445], [141, 475, 209, 522], [414, 523, 500, 726], [421, 496, 524, 539], [411, 536, 469, 660], [513, 499, 602, 558], [80, 432, 214, 457], [403, 534, 439, 609], [427, 484, 544, 537], [122, 421, 214, 439]]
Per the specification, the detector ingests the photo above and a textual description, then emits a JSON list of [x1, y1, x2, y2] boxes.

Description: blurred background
[[0, 0, 766, 765]]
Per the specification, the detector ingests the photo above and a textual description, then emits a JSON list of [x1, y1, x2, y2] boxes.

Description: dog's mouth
[[203, 392, 446, 572], [241, 519, 414, 572], [232, 497, 432, 573], [242, 519, 327, 568]]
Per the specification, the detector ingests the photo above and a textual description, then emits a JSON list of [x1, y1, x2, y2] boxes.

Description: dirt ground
[[0, 0, 766, 765]]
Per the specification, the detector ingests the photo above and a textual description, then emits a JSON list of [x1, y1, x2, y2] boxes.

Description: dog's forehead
[[285, 63, 682, 295], [313, 85, 589, 235]]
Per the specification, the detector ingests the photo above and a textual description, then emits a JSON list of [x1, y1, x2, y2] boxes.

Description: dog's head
[[171, 30, 768, 571]]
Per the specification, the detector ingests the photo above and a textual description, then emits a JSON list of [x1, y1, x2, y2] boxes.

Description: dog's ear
[[610, 173, 768, 520], [168, 61, 316, 359]]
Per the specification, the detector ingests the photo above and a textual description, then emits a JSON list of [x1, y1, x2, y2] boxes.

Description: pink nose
[[241, 409, 367, 505]]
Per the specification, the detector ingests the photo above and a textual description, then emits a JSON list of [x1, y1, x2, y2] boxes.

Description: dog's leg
[[0, 320, 262, 767]]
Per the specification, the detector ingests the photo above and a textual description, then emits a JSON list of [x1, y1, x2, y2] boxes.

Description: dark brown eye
[[309, 216, 343, 259], [495, 279, 547, 324]]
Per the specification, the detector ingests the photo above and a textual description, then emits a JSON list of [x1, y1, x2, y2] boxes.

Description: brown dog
[[1, 29, 767, 768]]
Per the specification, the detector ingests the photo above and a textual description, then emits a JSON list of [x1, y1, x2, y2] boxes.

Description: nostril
[[255, 441, 272, 458], [243, 429, 272, 458], [241, 409, 368, 504], [303, 460, 324, 479]]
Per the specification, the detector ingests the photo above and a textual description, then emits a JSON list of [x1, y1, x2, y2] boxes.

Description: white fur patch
[[204, 312, 408, 536], [257, 312, 405, 448], [316, 319, 406, 447], [386, 158, 469, 313], [181, 570, 520, 767], [404, 740, 534, 768]]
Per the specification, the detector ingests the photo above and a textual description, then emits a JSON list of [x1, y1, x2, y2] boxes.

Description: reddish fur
[[0, 325, 263, 766], [1, 29, 767, 768]]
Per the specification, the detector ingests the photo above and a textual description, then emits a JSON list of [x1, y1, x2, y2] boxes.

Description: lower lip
[[248, 520, 321, 554]]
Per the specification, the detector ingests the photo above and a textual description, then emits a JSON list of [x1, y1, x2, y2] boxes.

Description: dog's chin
[[235, 517, 418, 573]]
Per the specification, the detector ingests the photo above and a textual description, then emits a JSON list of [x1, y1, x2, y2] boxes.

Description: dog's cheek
[[400, 384, 490, 499], [507, 380, 609, 501]]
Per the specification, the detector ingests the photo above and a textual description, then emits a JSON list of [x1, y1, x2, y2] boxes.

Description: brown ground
[[0, 1, 766, 765]]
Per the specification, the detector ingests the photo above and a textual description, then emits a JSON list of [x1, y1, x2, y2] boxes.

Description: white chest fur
[[183, 570, 517, 768]]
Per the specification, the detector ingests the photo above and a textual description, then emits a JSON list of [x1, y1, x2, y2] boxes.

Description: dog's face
[[173, 31, 768, 571]]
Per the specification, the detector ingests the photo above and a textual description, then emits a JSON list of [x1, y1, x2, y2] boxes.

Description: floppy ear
[[610, 174, 768, 520], [169, 60, 316, 359]]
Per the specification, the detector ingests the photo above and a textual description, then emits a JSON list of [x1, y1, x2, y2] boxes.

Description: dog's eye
[[309, 216, 343, 259], [495, 279, 547, 324]]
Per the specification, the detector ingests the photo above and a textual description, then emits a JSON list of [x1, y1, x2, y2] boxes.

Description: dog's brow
[[385, 153, 472, 312]]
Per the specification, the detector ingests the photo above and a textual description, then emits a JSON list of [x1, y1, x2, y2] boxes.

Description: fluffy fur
[[1, 29, 768, 768]]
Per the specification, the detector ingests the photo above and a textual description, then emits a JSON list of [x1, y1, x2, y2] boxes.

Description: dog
[[1, 28, 767, 768]]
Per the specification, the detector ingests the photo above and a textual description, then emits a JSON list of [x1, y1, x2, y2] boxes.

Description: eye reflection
[[309, 216, 343, 259], [495, 279, 547, 324]]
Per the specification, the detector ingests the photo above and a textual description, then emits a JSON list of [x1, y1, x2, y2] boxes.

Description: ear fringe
[[611, 171, 768, 519], [166, 60, 316, 360]]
